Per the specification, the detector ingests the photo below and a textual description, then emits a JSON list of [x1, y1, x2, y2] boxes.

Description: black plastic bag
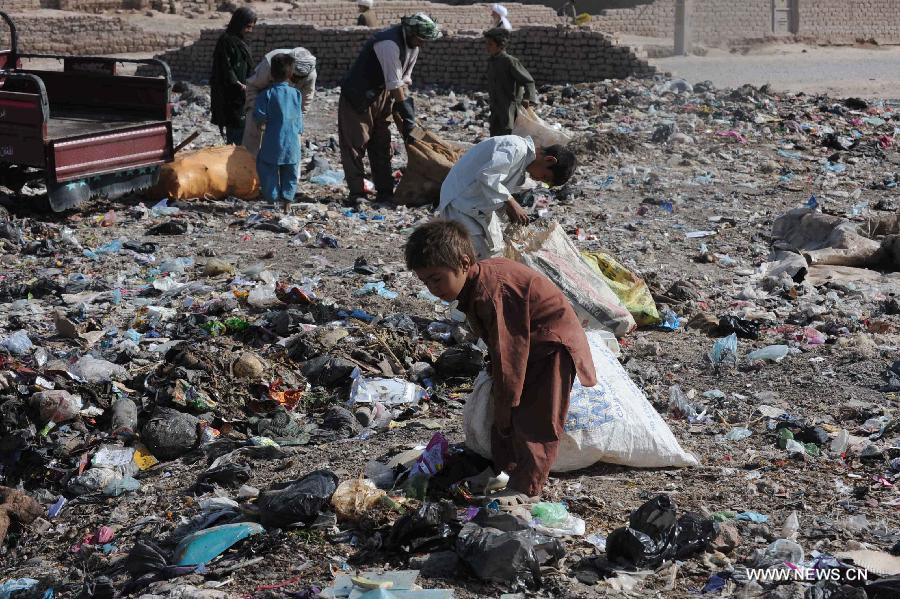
[[257, 470, 339, 528], [386, 500, 457, 553], [197, 462, 251, 489], [140, 408, 199, 460], [435, 344, 486, 379], [125, 540, 170, 576], [717, 315, 760, 340], [456, 521, 564, 588], [606, 494, 715, 568]]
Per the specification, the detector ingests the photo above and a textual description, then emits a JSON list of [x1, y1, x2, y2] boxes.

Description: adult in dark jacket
[[484, 27, 537, 137], [210, 7, 257, 145], [338, 13, 441, 207]]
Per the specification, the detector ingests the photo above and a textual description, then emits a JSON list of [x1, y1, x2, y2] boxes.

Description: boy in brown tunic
[[406, 220, 596, 504]]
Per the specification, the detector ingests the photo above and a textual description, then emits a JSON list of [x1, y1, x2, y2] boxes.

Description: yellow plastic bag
[[581, 251, 661, 326], [574, 13, 592, 26], [151, 145, 260, 201], [505, 223, 636, 337]]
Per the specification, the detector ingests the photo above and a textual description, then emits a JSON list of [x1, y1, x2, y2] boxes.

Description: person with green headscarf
[[338, 13, 441, 207], [210, 7, 257, 145]]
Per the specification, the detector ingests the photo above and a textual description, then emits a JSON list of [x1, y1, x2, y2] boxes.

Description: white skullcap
[[289, 47, 316, 77], [358, 0, 373, 7], [492, 4, 508, 17]]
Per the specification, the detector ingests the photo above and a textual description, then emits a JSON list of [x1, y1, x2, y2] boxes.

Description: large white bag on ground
[[513, 106, 572, 148], [505, 223, 636, 337], [463, 331, 699, 471]]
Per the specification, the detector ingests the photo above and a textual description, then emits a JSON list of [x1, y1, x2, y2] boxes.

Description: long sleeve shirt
[[457, 258, 597, 416], [437, 135, 536, 219], [245, 48, 317, 114], [487, 51, 537, 135], [253, 82, 303, 165], [373, 30, 419, 90]]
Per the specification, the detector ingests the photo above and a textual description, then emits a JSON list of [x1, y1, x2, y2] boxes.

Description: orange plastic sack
[[152, 145, 260, 201]]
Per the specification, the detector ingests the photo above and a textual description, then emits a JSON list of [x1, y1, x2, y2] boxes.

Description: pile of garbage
[[1, 75, 899, 597]]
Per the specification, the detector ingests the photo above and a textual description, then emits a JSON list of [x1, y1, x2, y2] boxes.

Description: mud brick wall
[[152, 24, 655, 87], [591, 0, 774, 45], [798, 0, 900, 44], [0, 15, 194, 55], [281, 1, 565, 32], [591, 0, 900, 46], [3, 0, 43, 10]]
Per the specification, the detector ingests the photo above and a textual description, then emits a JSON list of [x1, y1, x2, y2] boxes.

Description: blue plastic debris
[[736, 511, 768, 523], [353, 281, 398, 300], [48, 496, 66, 518], [708, 334, 738, 366], [0, 579, 39, 599], [656, 308, 681, 331], [173, 522, 265, 566], [701, 573, 727, 594]]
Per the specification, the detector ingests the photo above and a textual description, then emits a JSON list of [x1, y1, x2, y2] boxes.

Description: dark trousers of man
[[338, 90, 395, 198], [491, 346, 576, 497]]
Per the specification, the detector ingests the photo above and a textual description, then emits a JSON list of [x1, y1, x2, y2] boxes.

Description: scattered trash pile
[[1, 76, 900, 597]]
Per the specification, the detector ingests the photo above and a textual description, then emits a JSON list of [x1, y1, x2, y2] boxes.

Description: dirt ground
[[651, 41, 900, 100], [1, 51, 900, 599]]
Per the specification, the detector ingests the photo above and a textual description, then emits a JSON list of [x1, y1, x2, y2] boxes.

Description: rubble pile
[[0, 76, 899, 598]]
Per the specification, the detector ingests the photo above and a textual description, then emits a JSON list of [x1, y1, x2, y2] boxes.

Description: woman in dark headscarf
[[210, 7, 257, 144]]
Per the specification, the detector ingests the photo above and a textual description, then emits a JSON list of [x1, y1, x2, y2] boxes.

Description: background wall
[[591, 0, 900, 45], [152, 23, 655, 87], [0, 14, 194, 55]]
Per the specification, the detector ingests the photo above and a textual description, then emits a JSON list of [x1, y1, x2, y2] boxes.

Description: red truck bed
[[0, 10, 174, 211]]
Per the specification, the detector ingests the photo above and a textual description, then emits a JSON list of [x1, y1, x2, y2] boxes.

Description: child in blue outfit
[[254, 53, 303, 207]]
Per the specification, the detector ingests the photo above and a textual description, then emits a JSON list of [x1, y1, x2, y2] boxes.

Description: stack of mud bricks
[[592, 0, 900, 46], [1, 14, 193, 54], [592, 0, 773, 45], [154, 23, 655, 87], [280, 1, 565, 32], [798, 0, 900, 44], [2, 0, 42, 10]]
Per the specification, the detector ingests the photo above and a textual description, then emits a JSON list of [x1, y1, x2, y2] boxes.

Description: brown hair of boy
[[404, 220, 477, 270], [270, 53, 295, 82]]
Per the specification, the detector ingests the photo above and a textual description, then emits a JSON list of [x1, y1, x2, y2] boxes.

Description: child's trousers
[[257, 159, 299, 202], [490, 346, 576, 497]]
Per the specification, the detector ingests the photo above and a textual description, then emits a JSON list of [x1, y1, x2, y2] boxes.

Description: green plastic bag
[[581, 252, 661, 326]]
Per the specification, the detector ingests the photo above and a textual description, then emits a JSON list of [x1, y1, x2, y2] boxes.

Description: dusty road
[[652, 43, 900, 100]]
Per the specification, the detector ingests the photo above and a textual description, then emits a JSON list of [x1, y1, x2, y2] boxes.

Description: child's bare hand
[[504, 199, 529, 225]]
